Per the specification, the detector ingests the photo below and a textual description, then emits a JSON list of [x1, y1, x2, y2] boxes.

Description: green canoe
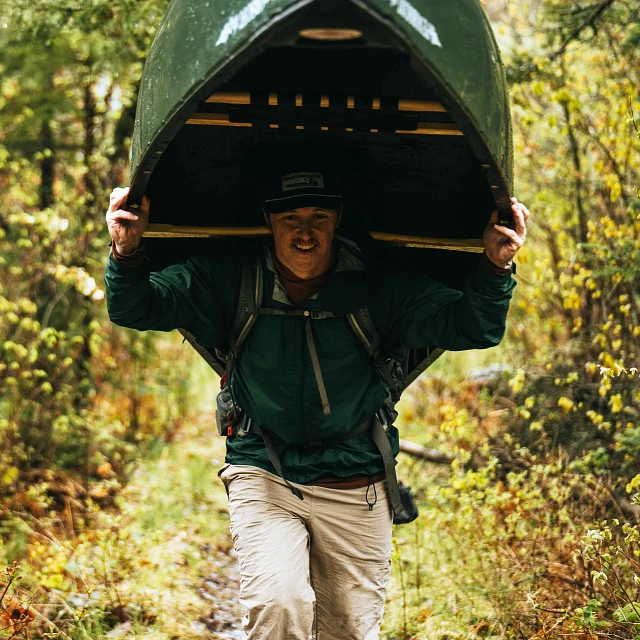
[[128, 0, 513, 383]]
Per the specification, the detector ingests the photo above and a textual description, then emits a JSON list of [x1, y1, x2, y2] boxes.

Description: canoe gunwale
[[143, 223, 486, 253]]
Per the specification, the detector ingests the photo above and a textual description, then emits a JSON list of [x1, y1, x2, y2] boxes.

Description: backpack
[[214, 257, 417, 524]]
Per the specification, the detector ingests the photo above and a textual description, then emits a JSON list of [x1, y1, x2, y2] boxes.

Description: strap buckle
[[376, 404, 395, 432], [236, 412, 253, 437], [308, 310, 337, 320]]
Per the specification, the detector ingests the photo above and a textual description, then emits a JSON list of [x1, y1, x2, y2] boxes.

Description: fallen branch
[[399, 440, 454, 464], [618, 497, 640, 522]]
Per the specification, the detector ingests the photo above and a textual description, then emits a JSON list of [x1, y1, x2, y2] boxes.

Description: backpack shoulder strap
[[347, 307, 381, 358], [348, 306, 407, 403], [348, 307, 392, 384], [229, 260, 263, 357]]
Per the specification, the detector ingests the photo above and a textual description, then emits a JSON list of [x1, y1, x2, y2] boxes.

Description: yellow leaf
[[2, 467, 19, 484]]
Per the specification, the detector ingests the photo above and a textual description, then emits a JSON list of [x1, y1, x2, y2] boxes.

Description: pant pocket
[[218, 463, 232, 496]]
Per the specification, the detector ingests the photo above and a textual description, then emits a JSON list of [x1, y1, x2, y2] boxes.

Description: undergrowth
[[382, 373, 640, 640]]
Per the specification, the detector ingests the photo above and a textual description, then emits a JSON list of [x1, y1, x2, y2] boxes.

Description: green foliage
[[0, 2, 223, 634], [380, 375, 640, 639], [483, 0, 640, 477], [0, 0, 189, 523]]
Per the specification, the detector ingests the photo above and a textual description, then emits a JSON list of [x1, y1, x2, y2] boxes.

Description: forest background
[[0, 0, 639, 638]]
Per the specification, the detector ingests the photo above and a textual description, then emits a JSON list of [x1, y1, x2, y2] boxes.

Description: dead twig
[[399, 439, 454, 464]]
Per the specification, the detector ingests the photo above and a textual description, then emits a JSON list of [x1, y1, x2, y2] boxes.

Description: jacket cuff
[[109, 240, 146, 268], [480, 253, 515, 276]]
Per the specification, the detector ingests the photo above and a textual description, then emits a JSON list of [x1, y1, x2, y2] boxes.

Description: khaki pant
[[219, 464, 393, 640]]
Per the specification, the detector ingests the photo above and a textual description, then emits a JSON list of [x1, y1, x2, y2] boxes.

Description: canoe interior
[[137, 0, 511, 383], [145, 45, 499, 241]]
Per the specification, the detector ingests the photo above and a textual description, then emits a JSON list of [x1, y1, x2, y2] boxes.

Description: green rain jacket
[[105, 237, 516, 483]]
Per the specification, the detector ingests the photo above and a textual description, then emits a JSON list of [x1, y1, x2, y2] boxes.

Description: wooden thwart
[[186, 112, 462, 135], [144, 223, 484, 253], [189, 91, 462, 135], [205, 92, 447, 112]]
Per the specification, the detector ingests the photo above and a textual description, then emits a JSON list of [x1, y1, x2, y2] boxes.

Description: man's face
[[267, 206, 340, 279]]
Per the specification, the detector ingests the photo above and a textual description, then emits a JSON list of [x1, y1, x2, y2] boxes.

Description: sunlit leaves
[[0, 0, 193, 525]]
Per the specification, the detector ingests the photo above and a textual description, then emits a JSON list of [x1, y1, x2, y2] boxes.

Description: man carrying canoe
[[105, 151, 529, 640]]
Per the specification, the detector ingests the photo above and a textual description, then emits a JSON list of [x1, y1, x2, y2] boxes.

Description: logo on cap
[[281, 172, 325, 193]]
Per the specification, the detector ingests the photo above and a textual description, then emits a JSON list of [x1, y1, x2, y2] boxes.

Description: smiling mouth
[[294, 244, 317, 251]]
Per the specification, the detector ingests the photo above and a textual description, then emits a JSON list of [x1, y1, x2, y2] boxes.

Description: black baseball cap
[[260, 145, 342, 214]]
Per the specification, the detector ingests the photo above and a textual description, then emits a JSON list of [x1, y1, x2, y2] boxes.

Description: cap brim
[[263, 193, 342, 214]]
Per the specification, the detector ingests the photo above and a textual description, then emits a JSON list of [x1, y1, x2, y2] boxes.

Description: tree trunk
[[39, 117, 55, 209], [561, 98, 594, 330], [83, 74, 97, 205], [39, 70, 55, 209], [562, 100, 588, 245]]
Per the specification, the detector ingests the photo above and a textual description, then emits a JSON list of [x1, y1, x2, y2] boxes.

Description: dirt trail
[[195, 551, 245, 639]]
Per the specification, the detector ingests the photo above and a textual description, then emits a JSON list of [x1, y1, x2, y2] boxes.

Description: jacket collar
[[263, 236, 365, 306]]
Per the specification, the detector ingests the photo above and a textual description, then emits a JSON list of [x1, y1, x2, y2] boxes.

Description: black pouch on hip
[[215, 385, 235, 437], [392, 482, 419, 525]]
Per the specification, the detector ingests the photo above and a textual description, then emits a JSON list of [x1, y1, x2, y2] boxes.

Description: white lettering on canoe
[[216, 0, 273, 46], [390, 0, 442, 48]]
